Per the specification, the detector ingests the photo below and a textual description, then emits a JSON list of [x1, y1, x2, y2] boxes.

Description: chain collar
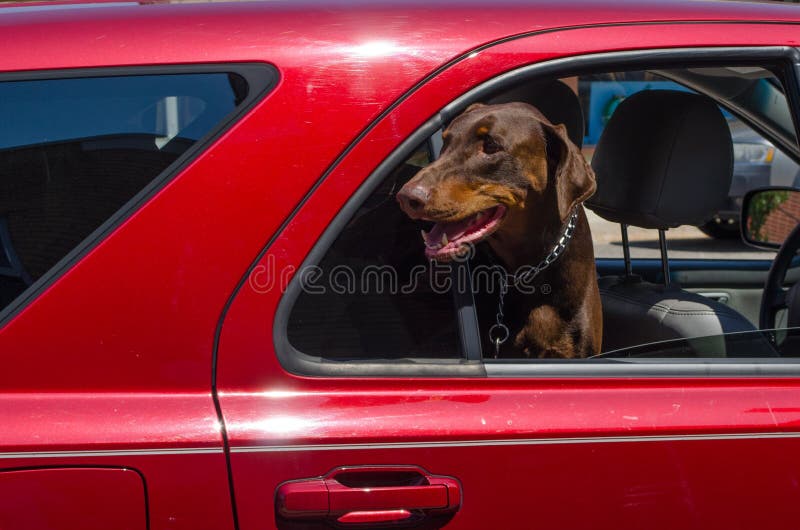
[[488, 208, 579, 358]]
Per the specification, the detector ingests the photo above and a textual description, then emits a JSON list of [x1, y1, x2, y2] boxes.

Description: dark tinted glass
[[0, 72, 246, 309], [287, 142, 462, 360]]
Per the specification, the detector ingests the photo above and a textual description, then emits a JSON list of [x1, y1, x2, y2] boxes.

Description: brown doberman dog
[[396, 102, 602, 358]]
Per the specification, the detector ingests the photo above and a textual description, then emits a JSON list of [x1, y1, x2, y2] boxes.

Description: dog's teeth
[[421, 229, 429, 240], [441, 234, 448, 246]]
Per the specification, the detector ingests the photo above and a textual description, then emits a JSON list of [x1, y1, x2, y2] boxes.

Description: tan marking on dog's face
[[512, 141, 548, 192], [420, 179, 523, 222]]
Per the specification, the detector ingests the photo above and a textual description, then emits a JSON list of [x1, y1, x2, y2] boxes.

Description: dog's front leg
[[515, 305, 579, 359]]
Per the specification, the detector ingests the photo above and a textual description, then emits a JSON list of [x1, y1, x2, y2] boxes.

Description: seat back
[[586, 90, 755, 353], [489, 79, 585, 148]]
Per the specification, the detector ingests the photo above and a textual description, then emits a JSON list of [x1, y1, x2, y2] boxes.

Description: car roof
[[2, 0, 800, 28], [2, 0, 799, 72], [0, 0, 796, 12]]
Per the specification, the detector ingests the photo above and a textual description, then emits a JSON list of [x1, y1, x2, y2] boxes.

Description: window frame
[[275, 46, 800, 378], [0, 63, 278, 327]]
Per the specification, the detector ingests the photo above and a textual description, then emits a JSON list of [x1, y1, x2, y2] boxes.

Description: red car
[[3, 1, 800, 529]]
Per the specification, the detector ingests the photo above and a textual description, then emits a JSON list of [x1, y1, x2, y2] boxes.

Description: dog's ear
[[542, 121, 596, 222]]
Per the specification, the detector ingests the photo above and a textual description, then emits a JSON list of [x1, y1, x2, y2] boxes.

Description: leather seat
[[587, 90, 756, 354], [489, 79, 585, 148]]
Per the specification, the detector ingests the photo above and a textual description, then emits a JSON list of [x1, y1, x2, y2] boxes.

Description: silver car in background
[[701, 118, 800, 238]]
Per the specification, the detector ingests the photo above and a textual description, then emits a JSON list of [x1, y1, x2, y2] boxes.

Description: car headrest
[[489, 80, 585, 148], [586, 90, 733, 229]]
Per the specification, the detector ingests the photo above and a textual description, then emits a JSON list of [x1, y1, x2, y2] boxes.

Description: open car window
[[283, 55, 800, 369]]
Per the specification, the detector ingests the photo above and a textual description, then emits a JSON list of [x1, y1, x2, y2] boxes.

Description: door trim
[[229, 430, 800, 453]]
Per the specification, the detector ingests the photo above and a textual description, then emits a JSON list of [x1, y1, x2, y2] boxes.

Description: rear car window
[[0, 70, 253, 312]]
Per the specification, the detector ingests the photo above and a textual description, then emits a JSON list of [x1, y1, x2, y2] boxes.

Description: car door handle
[[276, 465, 461, 526], [697, 291, 730, 304]]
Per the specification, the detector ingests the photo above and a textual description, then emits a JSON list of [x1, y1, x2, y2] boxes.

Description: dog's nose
[[396, 184, 430, 218]]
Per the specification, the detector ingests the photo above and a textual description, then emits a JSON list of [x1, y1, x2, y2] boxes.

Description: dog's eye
[[482, 135, 503, 155]]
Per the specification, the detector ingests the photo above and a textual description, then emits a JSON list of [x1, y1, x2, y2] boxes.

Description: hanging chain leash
[[488, 208, 579, 358]]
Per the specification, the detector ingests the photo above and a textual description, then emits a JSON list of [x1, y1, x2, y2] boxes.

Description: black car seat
[[489, 79, 585, 148], [587, 90, 756, 354]]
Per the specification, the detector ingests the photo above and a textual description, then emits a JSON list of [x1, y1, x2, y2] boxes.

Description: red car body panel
[[0, 468, 147, 530], [216, 21, 800, 529], [2, 1, 800, 529]]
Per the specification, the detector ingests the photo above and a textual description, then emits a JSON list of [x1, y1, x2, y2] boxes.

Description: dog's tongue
[[419, 206, 506, 259], [422, 218, 473, 248]]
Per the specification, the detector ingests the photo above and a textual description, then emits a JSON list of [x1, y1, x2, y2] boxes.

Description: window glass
[[287, 142, 463, 360], [575, 69, 796, 260], [0, 72, 246, 310], [597, 327, 800, 359]]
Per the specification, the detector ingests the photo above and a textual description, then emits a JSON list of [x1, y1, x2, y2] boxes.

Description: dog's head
[[396, 102, 596, 261]]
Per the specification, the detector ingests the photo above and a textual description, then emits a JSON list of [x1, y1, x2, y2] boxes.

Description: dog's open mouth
[[421, 205, 506, 260]]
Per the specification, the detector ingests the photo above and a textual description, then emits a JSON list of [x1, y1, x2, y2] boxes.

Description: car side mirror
[[741, 186, 800, 250]]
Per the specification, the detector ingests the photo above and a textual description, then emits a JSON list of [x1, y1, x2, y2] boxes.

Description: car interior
[[580, 66, 799, 358]]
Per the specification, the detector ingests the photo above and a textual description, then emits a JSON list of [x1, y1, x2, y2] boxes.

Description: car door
[[0, 58, 277, 529], [217, 22, 800, 530]]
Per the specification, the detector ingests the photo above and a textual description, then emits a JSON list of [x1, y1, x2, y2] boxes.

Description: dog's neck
[[487, 199, 578, 273]]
